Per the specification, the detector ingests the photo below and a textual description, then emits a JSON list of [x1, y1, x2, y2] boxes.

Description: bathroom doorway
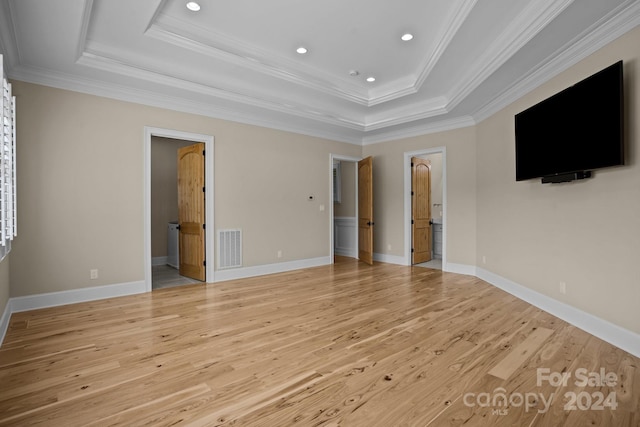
[[404, 148, 445, 270], [150, 136, 203, 289], [144, 127, 215, 292]]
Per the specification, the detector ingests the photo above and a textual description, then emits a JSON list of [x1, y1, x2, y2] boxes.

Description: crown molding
[[413, 0, 478, 94], [473, 0, 640, 124], [75, 43, 485, 137], [9, 57, 477, 147], [3, 0, 638, 148], [364, 96, 449, 131], [366, 76, 419, 107], [9, 63, 365, 145], [362, 0, 478, 108], [0, 0, 21, 73], [77, 49, 366, 131], [148, 5, 479, 109], [75, 0, 93, 61], [362, 115, 476, 146], [446, 0, 574, 112], [147, 15, 371, 106]]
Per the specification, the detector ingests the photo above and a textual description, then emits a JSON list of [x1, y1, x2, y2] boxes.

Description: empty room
[[0, 1, 639, 425]]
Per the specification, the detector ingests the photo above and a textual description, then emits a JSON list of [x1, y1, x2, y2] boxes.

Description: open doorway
[[144, 127, 215, 292], [150, 137, 203, 289], [330, 154, 361, 263], [404, 148, 446, 269]]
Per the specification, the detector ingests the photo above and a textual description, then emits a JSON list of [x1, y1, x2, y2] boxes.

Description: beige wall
[[334, 160, 356, 217], [476, 26, 640, 333], [10, 81, 360, 297], [151, 136, 193, 258], [363, 127, 477, 265]]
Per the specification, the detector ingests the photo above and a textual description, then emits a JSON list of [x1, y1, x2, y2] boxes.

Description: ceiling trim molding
[[146, 20, 440, 110], [360, 0, 478, 108], [413, 0, 478, 94], [473, 0, 640, 124], [4, 0, 639, 148], [366, 76, 419, 107], [9, 57, 477, 147], [146, 16, 371, 105], [446, 0, 574, 112], [362, 116, 476, 146], [0, 0, 21, 73], [146, 6, 480, 109], [77, 41, 469, 134], [74, 0, 94, 61], [9, 62, 365, 146], [76, 50, 366, 131], [364, 97, 449, 131], [144, 0, 169, 33]]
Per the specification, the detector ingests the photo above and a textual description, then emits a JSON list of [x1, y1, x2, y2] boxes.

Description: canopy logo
[[463, 367, 618, 416]]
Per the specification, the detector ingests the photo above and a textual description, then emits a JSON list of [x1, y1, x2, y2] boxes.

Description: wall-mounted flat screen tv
[[515, 61, 624, 183]]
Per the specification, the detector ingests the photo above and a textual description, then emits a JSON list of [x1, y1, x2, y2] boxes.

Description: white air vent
[[218, 229, 242, 269]]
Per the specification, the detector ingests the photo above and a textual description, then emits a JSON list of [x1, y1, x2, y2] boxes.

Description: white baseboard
[[10, 280, 147, 313], [373, 253, 407, 265], [214, 256, 332, 282], [444, 262, 477, 276], [0, 299, 12, 347], [0, 280, 147, 345], [476, 267, 640, 358], [152, 256, 168, 266]]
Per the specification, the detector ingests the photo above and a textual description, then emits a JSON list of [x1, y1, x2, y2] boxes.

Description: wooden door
[[358, 156, 374, 265], [412, 157, 432, 264], [178, 142, 206, 281]]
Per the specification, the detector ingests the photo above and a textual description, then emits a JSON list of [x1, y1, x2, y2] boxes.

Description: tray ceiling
[[1, 0, 639, 144]]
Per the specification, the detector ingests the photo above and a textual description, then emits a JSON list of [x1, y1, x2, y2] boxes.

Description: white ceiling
[[1, 0, 639, 144]]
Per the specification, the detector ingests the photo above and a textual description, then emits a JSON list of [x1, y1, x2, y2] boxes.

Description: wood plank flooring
[[0, 258, 638, 426]]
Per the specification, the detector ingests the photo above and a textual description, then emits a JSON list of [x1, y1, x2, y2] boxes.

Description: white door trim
[[144, 127, 215, 292], [329, 154, 361, 262], [403, 147, 446, 267]]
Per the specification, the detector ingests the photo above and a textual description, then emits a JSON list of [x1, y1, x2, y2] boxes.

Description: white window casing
[[0, 54, 17, 261]]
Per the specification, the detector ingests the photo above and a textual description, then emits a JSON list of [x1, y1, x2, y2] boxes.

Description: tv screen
[[515, 61, 624, 182]]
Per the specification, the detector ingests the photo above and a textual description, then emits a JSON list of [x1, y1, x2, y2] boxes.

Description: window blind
[[0, 54, 17, 261]]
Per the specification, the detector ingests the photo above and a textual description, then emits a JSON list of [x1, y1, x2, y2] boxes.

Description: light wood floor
[[0, 258, 638, 426]]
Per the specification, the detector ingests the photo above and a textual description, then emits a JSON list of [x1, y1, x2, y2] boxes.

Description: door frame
[[403, 147, 446, 267], [144, 127, 215, 292], [329, 154, 361, 263]]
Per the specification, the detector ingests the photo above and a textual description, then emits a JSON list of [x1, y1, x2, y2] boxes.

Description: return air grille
[[218, 229, 242, 269]]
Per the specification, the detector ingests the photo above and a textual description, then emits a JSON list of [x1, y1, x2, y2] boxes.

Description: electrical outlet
[[90, 269, 98, 280], [559, 281, 566, 295], [387, 244, 392, 251], [482, 255, 487, 264], [277, 250, 282, 258]]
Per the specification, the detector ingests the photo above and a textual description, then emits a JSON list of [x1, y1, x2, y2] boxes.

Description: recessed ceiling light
[[401, 33, 414, 41], [186, 2, 201, 12], [349, 70, 360, 77], [296, 47, 308, 54], [366, 77, 376, 83]]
